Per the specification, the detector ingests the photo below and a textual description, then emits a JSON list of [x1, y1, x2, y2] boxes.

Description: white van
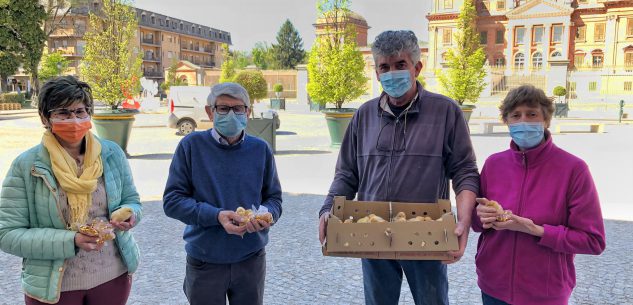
[[166, 86, 212, 135]]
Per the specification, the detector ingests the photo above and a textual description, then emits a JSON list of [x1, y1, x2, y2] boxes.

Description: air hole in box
[[369, 241, 375, 246], [354, 209, 358, 213], [434, 241, 439, 245], [428, 232, 432, 236], [408, 241, 413, 246], [411, 211, 416, 215], [443, 209, 447, 213], [423, 212, 428, 216], [337, 206, 341, 210]]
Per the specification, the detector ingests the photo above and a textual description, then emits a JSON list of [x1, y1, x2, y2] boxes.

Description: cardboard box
[[322, 196, 459, 260]]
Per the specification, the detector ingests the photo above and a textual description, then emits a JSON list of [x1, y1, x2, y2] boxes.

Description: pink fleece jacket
[[472, 132, 606, 305]]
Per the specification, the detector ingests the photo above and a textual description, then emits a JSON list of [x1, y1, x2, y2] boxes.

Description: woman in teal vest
[[0, 76, 142, 304]]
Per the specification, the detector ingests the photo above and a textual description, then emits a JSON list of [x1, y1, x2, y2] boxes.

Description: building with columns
[[425, 0, 633, 102]]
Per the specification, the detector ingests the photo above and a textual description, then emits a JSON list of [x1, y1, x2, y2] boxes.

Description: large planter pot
[[247, 117, 278, 153], [554, 103, 569, 118], [459, 104, 476, 123], [270, 98, 286, 110], [322, 108, 356, 147], [92, 109, 139, 153]]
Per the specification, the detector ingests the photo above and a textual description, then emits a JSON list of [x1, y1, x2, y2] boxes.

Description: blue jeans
[[362, 258, 448, 305], [482, 291, 511, 305]]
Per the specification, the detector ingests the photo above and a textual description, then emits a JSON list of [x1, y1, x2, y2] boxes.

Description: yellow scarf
[[42, 130, 103, 230]]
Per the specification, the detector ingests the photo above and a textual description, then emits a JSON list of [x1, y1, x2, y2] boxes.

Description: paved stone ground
[[0, 195, 631, 305]]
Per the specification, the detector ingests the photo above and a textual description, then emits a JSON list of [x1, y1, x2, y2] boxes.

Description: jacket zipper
[[510, 152, 528, 302], [385, 117, 399, 200]]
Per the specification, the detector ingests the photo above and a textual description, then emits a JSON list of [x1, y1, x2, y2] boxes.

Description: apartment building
[[425, 0, 633, 101], [46, 2, 231, 85]]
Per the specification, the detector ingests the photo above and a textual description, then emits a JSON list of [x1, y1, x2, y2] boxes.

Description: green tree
[[271, 19, 305, 69], [219, 44, 237, 83], [0, 51, 20, 92], [553, 86, 567, 103], [252, 41, 276, 70], [436, 0, 486, 105], [81, 0, 141, 109], [39, 51, 69, 81], [231, 50, 251, 69], [233, 70, 267, 118], [0, 0, 47, 96], [307, 0, 367, 109], [160, 59, 186, 91], [42, 0, 90, 42]]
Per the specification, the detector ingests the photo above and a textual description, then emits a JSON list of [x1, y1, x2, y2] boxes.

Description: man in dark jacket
[[318, 30, 479, 305]]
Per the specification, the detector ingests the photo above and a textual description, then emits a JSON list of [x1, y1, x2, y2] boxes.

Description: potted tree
[[436, 0, 486, 123], [307, 0, 367, 147], [553, 86, 568, 118], [233, 70, 279, 152], [81, 0, 142, 154], [270, 83, 285, 110]]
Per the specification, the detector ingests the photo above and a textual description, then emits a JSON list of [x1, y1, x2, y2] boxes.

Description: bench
[[554, 122, 604, 133], [481, 121, 508, 134]]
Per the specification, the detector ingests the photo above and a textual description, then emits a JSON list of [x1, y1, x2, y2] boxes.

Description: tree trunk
[[0, 74, 7, 93]]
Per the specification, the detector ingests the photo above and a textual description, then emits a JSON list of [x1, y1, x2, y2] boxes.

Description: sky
[[133, 0, 433, 52]]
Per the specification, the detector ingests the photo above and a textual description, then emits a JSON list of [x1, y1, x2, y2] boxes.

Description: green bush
[[0, 92, 26, 104], [233, 70, 268, 103], [553, 86, 567, 97], [273, 83, 283, 93]]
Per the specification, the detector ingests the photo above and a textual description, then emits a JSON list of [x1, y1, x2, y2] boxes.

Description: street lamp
[[56, 62, 62, 77]]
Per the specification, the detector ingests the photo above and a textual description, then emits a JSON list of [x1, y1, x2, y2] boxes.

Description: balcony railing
[[142, 55, 160, 61], [51, 26, 86, 37], [143, 70, 163, 77], [142, 38, 157, 45]]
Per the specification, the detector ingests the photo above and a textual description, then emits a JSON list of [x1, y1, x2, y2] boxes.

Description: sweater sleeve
[[446, 103, 480, 195], [163, 139, 221, 227], [471, 162, 487, 233], [320, 112, 360, 217], [538, 163, 606, 255], [0, 158, 76, 260], [260, 147, 282, 223]]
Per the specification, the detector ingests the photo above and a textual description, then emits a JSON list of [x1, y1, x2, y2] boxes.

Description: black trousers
[[183, 249, 266, 305]]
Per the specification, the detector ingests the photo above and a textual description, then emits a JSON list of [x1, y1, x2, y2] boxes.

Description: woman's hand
[[476, 201, 499, 229], [110, 214, 136, 231], [75, 232, 104, 252], [490, 214, 544, 237]]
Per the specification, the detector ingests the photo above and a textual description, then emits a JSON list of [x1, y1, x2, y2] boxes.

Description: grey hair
[[371, 30, 421, 65], [207, 82, 251, 108]]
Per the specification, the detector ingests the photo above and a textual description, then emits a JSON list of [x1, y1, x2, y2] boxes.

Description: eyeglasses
[[214, 105, 247, 115], [48, 107, 90, 119]]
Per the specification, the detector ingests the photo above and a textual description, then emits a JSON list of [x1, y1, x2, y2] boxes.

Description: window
[[160, 19, 164, 26], [480, 31, 488, 44], [141, 15, 146, 22], [496, 30, 504, 44], [180, 23, 183, 30], [443, 28, 452, 44], [514, 53, 525, 69], [168, 51, 173, 59], [589, 81, 597, 91], [151, 16, 155, 24], [574, 53, 585, 67], [576, 26, 586, 42], [444, 0, 453, 9], [168, 36, 172, 43], [532, 52, 543, 69], [62, 40, 67, 47], [625, 82, 632, 91], [516, 27, 526, 44], [497, 0, 505, 10], [628, 18, 633, 36], [552, 25, 563, 42], [594, 23, 605, 41], [533, 27, 543, 44], [579, 0, 588, 3], [592, 53, 603, 67], [625, 53, 633, 67], [552, 51, 562, 58], [495, 57, 505, 66]]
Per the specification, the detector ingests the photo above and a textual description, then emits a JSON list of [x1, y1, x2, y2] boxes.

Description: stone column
[[524, 25, 532, 73], [604, 15, 617, 69], [505, 24, 513, 75], [296, 64, 308, 105], [542, 23, 551, 62], [561, 22, 571, 60]]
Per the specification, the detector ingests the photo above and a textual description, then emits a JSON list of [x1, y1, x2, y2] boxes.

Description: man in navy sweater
[[163, 82, 282, 305]]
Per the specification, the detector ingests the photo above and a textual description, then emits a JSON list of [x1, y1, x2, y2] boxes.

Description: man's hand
[[110, 214, 136, 231], [318, 212, 329, 246], [443, 221, 469, 264], [475, 200, 500, 230], [75, 232, 104, 252], [246, 218, 271, 233], [491, 214, 544, 237], [218, 210, 247, 236]]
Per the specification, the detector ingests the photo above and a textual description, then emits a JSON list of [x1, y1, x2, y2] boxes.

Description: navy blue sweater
[[163, 130, 282, 264]]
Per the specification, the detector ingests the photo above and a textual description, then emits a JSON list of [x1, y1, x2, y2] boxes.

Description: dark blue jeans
[[362, 258, 448, 305], [183, 249, 266, 305], [482, 291, 511, 305]]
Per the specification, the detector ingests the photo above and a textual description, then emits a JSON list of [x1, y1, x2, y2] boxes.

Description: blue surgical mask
[[509, 122, 545, 149], [379, 70, 412, 98], [214, 111, 247, 137]]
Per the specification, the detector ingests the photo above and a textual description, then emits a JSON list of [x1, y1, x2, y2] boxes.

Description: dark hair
[[38, 76, 94, 119], [499, 85, 554, 124]]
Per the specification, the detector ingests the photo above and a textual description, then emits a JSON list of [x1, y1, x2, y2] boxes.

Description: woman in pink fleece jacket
[[472, 85, 606, 305]]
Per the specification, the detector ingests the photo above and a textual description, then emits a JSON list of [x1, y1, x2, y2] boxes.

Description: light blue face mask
[[214, 111, 247, 137], [509, 122, 545, 149], [379, 70, 412, 98]]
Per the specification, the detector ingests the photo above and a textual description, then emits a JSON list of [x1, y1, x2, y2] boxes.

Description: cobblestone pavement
[[0, 194, 631, 305]]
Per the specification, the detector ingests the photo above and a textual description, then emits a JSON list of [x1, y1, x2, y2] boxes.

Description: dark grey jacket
[[320, 83, 480, 216]]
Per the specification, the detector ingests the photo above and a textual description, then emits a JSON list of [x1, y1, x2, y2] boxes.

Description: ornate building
[[425, 0, 633, 101]]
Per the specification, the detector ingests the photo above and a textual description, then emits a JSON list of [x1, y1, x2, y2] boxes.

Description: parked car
[[167, 86, 212, 135]]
